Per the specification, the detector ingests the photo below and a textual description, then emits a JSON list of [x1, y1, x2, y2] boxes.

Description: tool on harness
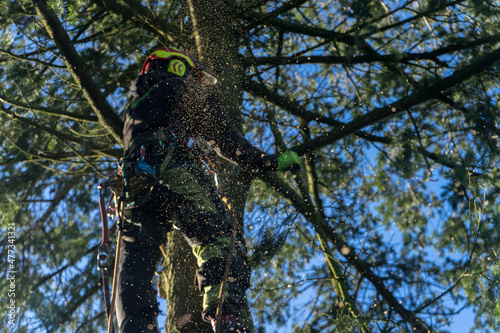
[[136, 160, 157, 176], [185, 136, 197, 152], [136, 145, 157, 175], [123, 141, 176, 209], [122, 128, 178, 205], [200, 155, 220, 188], [97, 181, 115, 333]]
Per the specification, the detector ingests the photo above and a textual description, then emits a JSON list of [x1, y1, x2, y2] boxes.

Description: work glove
[[277, 151, 302, 172]]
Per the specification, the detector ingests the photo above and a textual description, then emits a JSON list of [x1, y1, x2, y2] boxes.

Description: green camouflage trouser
[[116, 163, 250, 331]]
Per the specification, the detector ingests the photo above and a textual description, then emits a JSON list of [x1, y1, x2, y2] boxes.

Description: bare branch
[[0, 95, 99, 123], [242, 0, 309, 32]]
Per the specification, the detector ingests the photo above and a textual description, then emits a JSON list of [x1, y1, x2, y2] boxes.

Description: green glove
[[277, 151, 301, 172]]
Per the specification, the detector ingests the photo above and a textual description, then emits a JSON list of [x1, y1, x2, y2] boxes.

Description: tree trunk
[[186, 0, 244, 121], [160, 230, 212, 332], [159, 1, 253, 332]]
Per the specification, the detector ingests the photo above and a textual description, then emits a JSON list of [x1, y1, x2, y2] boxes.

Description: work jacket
[[123, 71, 277, 174]]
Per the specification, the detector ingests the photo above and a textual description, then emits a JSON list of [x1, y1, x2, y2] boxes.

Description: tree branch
[[17, 176, 80, 244], [0, 47, 66, 68], [261, 172, 433, 332], [242, 0, 309, 32], [0, 104, 110, 155], [0, 95, 99, 123], [244, 79, 391, 144], [33, 0, 123, 144], [244, 33, 500, 68], [58, 281, 101, 327], [96, 0, 180, 43], [290, 47, 500, 156]]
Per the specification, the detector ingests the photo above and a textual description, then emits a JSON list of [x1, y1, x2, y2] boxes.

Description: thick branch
[[291, 47, 500, 156], [33, 0, 123, 144], [244, 79, 391, 144], [244, 33, 500, 68]]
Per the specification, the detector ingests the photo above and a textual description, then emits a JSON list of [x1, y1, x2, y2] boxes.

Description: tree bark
[[158, 1, 252, 331], [160, 230, 212, 332]]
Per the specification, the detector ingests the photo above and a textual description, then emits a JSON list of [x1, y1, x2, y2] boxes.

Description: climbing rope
[[214, 199, 239, 333]]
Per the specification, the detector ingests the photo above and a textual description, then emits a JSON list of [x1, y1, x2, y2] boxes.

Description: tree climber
[[117, 47, 301, 333]]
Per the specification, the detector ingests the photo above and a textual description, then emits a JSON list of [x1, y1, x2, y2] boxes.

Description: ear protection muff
[[141, 47, 217, 85]]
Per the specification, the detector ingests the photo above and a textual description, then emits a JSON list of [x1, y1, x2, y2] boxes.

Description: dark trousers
[[116, 164, 250, 333]]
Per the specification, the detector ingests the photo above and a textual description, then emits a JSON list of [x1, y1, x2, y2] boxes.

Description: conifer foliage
[[0, 1, 499, 332]]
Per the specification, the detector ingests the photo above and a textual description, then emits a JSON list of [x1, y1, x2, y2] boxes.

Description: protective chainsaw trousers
[[116, 164, 250, 332]]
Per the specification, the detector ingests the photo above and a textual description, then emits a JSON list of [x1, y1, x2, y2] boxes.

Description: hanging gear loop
[[97, 181, 115, 333], [98, 183, 112, 267]]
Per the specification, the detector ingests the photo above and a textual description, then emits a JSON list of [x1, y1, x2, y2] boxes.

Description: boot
[[211, 314, 248, 333]]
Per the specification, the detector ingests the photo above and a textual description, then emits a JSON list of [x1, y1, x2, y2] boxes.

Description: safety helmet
[[140, 47, 217, 85]]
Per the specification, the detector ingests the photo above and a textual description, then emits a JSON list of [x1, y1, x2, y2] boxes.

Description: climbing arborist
[[116, 46, 301, 333]]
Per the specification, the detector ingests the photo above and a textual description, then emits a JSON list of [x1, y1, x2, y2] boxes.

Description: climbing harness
[[122, 127, 219, 209], [122, 127, 180, 209]]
